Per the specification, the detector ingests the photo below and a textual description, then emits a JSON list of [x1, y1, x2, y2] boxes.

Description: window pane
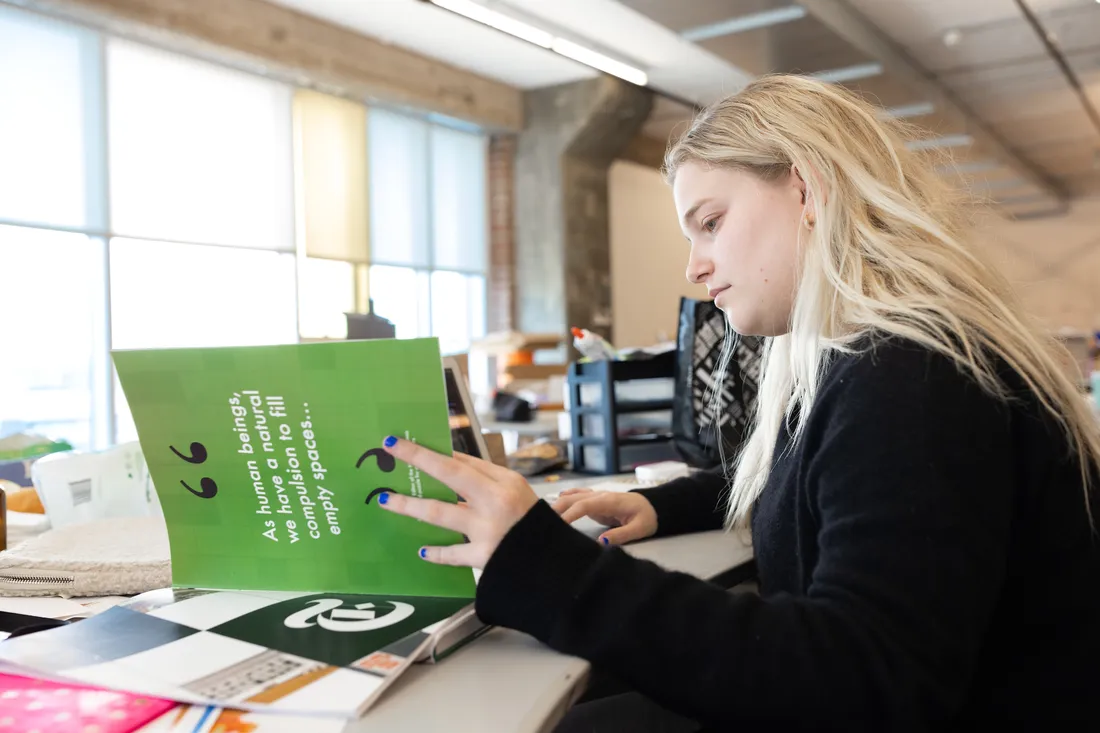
[[299, 257, 355, 340], [431, 127, 487, 271], [107, 40, 294, 250], [368, 265, 430, 340], [468, 274, 487, 342], [368, 110, 430, 268], [293, 89, 369, 262], [109, 239, 298, 351], [0, 7, 96, 229], [110, 239, 298, 442], [431, 271, 486, 355], [0, 226, 103, 450]]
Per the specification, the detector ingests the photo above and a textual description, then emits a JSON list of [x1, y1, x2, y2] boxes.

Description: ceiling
[[269, 0, 1100, 218], [617, 0, 1100, 217], [848, 0, 1100, 202]]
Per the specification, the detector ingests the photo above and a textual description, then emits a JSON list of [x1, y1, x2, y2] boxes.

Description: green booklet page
[[112, 337, 475, 599]]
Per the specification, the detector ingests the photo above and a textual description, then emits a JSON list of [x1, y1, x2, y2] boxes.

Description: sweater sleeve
[[631, 464, 728, 537], [476, 345, 1016, 730]]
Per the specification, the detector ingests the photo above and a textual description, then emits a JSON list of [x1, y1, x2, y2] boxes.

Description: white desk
[[349, 476, 754, 733]]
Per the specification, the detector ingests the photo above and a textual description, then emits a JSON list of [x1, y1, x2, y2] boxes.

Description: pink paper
[[0, 673, 176, 733]]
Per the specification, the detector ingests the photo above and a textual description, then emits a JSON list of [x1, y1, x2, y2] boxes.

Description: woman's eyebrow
[[681, 199, 715, 227]]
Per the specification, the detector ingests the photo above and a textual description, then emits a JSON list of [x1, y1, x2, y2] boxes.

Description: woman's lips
[[708, 285, 730, 299]]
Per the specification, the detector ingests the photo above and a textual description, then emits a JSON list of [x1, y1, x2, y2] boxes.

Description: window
[[0, 227, 107, 449], [0, 4, 490, 451], [298, 258, 356, 340], [368, 265, 432, 340], [0, 7, 100, 230], [106, 42, 299, 437], [0, 10, 108, 449], [107, 40, 295, 250], [367, 110, 489, 354]]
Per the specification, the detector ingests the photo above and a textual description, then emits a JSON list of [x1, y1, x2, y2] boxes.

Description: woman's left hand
[[377, 436, 539, 569]]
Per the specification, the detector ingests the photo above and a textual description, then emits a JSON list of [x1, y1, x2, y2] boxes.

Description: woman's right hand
[[551, 489, 659, 546]]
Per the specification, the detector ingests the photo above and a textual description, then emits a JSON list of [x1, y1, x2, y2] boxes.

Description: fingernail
[[419, 547, 427, 559], [601, 537, 609, 546], [377, 492, 390, 505], [384, 435, 398, 448]]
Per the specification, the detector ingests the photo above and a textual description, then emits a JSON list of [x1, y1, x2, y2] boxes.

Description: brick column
[[514, 77, 652, 348], [487, 134, 516, 333]]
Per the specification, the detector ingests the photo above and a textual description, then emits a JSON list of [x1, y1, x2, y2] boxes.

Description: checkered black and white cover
[[673, 298, 763, 468], [0, 588, 472, 718]]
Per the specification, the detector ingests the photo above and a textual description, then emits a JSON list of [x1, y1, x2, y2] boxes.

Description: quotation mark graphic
[[169, 441, 218, 499], [357, 448, 396, 505], [356, 448, 396, 472]]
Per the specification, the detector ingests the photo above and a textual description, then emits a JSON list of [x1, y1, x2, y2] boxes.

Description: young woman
[[376, 75, 1100, 730]]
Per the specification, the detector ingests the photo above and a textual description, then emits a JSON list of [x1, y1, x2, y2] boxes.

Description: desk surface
[[349, 476, 754, 733]]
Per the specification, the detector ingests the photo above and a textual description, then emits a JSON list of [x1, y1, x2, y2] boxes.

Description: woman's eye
[[702, 217, 719, 233]]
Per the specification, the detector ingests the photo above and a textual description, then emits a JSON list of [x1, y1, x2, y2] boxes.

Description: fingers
[[558, 488, 592, 499], [383, 437, 486, 500], [559, 495, 620, 525], [417, 543, 483, 567], [599, 522, 650, 547], [551, 490, 595, 516], [379, 492, 471, 535]]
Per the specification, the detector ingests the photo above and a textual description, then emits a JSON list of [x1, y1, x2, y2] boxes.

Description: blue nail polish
[[419, 547, 427, 559], [377, 492, 389, 505], [601, 537, 609, 546], [384, 435, 397, 448]]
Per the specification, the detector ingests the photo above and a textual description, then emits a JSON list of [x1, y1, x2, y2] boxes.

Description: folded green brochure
[[112, 338, 475, 599]]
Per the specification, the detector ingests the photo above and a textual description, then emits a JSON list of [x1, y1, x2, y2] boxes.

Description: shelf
[[572, 399, 673, 415], [618, 433, 674, 445], [615, 399, 674, 414]]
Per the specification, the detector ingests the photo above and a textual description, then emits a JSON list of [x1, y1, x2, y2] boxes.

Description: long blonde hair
[[664, 74, 1099, 529]]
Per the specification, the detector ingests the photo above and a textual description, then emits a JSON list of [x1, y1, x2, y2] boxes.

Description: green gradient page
[[113, 338, 474, 599]]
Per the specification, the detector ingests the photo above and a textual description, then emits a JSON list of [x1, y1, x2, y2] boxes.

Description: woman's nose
[[686, 246, 713, 285]]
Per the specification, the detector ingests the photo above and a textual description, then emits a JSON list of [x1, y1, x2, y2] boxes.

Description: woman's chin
[[720, 305, 755, 336], [723, 312, 778, 339]]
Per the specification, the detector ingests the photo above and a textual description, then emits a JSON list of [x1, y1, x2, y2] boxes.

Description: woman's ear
[[791, 165, 809, 205], [791, 165, 812, 210], [791, 165, 817, 229]]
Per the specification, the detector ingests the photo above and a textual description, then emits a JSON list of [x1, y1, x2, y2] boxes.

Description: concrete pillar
[[514, 77, 653, 346]]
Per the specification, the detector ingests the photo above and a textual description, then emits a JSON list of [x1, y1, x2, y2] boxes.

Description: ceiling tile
[[696, 15, 874, 76], [614, 0, 794, 35]]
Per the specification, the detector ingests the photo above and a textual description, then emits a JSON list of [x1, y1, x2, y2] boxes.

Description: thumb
[[598, 519, 650, 547]]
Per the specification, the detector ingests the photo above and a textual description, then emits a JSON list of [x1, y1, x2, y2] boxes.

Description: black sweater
[[475, 338, 1100, 730]]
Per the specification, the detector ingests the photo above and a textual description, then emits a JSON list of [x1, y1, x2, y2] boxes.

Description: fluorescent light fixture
[[681, 6, 807, 42], [906, 134, 973, 151], [881, 102, 935, 119], [809, 62, 883, 84], [550, 37, 648, 86], [428, 0, 647, 86], [430, 0, 551, 47], [936, 160, 1000, 175]]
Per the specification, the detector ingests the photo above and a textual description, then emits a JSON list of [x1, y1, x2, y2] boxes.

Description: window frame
[[0, 6, 490, 450]]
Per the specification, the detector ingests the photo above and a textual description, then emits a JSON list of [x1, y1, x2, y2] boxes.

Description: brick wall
[[487, 134, 516, 333]]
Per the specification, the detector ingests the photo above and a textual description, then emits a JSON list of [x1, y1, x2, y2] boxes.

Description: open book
[[0, 338, 485, 718]]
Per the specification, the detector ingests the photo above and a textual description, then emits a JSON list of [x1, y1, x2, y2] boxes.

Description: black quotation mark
[[357, 448, 396, 505], [169, 441, 218, 499]]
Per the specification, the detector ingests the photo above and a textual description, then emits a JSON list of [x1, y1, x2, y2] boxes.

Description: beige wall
[[975, 197, 1100, 334], [609, 159, 707, 347], [609, 155, 1100, 345]]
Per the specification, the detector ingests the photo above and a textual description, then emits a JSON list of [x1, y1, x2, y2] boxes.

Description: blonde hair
[[664, 74, 1099, 529]]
